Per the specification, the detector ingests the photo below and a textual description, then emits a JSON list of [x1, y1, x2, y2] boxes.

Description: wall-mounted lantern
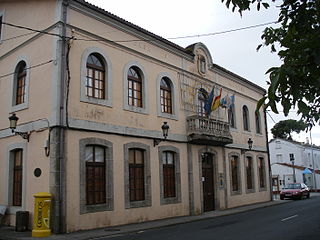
[[241, 138, 253, 154], [9, 113, 31, 142], [9, 113, 51, 157], [154, 122, 169, 147]]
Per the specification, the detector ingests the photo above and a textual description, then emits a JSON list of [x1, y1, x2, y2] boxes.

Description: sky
[[85, 0, 320, 146]]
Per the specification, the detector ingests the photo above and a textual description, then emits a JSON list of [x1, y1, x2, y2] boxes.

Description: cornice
[[70, 0, 194, 61]]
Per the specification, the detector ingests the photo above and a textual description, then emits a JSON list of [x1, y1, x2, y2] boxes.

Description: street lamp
[[8, 113, 31, 142], [154, 122, 169, 146], [241, 138, 253, 154], [289, 153, 296, 183]]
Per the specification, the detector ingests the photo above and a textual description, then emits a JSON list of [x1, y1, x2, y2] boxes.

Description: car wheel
[[307, 193, 310, 198], [280, 196, 284, 200]]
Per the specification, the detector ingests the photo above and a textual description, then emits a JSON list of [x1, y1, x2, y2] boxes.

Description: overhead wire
[[0, 20, 277, 81], [2, 22, 66, 39], [0, 32, 36, 42], [2, 20, 277, 44], [0, 60, 54, 79]]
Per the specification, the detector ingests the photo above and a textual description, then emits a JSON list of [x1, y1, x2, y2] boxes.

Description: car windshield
[[284, 183, 301, 189]]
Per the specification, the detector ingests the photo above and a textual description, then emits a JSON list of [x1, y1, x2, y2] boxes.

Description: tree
[[271, 119, 307, 140], [222, 0, 320, 128]]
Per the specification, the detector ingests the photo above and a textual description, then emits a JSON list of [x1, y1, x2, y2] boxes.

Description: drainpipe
[[264, 108, 273, 201]]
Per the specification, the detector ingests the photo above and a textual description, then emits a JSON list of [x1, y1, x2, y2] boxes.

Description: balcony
[[186, 115, 233, 146]]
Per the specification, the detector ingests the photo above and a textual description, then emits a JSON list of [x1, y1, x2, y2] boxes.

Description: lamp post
[[8, 113, 31, 142], [154, 122, 169, 146], [289, 153, 296, 183], [241, 138, 253, 154]]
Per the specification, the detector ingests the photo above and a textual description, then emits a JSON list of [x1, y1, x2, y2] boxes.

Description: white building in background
[[269, 138, 320, 192]]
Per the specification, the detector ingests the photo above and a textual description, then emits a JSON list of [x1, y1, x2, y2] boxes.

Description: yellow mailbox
[[32, 192, 51, 237]]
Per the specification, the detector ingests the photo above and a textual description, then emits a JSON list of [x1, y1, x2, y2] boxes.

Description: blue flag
[[229, 94, 235, 109], [204, 87, 214, 116]]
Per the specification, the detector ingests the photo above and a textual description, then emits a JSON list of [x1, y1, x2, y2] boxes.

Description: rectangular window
[[13, 149, 23, 206], [162, 151, 175, 198], [231, 155, 239, 192], [129, 149, 145, 201], [85, 145, 106, 205], [246, 156, 253, 190]]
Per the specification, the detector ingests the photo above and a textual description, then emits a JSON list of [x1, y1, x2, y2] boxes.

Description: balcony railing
[[186, 115, 233, 146]]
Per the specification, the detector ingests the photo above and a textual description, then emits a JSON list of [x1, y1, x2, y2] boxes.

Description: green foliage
[[222, 0, 320, 128], [271, 119, 307, 140]]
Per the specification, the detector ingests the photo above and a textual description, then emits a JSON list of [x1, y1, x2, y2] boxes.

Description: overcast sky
[[85, 0, 320, 146]]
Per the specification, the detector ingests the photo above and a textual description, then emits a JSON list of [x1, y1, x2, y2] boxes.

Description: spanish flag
[[211, 88, 222, 111]]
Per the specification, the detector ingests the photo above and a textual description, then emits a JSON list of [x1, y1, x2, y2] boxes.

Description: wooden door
[[202, 153, 215, 211]]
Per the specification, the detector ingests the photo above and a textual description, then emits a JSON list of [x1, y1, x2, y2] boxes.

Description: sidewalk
[[1, 194, 319, 240]]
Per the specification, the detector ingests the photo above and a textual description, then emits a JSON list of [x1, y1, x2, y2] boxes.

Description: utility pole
[[289, 153, 296, 183], [310, 130, 317, 191]]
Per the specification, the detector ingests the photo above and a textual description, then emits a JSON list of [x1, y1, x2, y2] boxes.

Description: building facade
[[269, 138, 320, 192], [0, 0, 271, 233]]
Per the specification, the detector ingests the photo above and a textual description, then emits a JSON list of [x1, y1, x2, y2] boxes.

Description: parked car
[[280, 183, 310, 200]]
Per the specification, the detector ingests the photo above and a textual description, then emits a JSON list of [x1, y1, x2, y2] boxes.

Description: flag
[[220, 94, 231, 108], [211, 88, 222, 111], [204, 87, 214, 116], [228, 94, 235, 109]]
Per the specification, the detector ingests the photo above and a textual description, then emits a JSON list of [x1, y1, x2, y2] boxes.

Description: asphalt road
[[103, 197, 320, 240]]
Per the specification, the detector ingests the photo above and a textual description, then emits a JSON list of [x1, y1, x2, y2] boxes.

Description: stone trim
[[156, 73, 178, 120], [123, 62, 149, 115], [244, 153, 255, 194], [198, 147, 218, 213], [158, 146, 181, 205], [257, 154, 268, 192], [80, 47, 113, 107], [10, 56, 30, 113], [79, 138, 114, 214], [124, 142, 151, 208], [6, 142, 27, 214]]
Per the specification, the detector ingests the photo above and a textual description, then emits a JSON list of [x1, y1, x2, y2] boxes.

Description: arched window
[[198, 56, 206, 74], [86, 53, 105, 99], [15, 61, 27, 105], [228, 107, 235, 128], [160, 77, 172, 114], [243, 105, 250, 131], [255, 112, 262, 134], [128, 67, 143, 107], [198, 89, 207, 117]]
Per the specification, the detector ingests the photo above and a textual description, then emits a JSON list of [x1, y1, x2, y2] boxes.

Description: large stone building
[[0, 0, 271, 233]]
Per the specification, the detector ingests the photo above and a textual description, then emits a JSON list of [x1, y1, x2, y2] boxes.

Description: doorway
[[202, 153, 215, 211]]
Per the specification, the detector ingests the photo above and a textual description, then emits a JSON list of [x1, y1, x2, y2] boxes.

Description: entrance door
[[202, 153, 215, 211]]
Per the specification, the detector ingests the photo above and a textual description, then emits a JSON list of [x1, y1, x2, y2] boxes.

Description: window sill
[[80, 96, 112, 108]]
